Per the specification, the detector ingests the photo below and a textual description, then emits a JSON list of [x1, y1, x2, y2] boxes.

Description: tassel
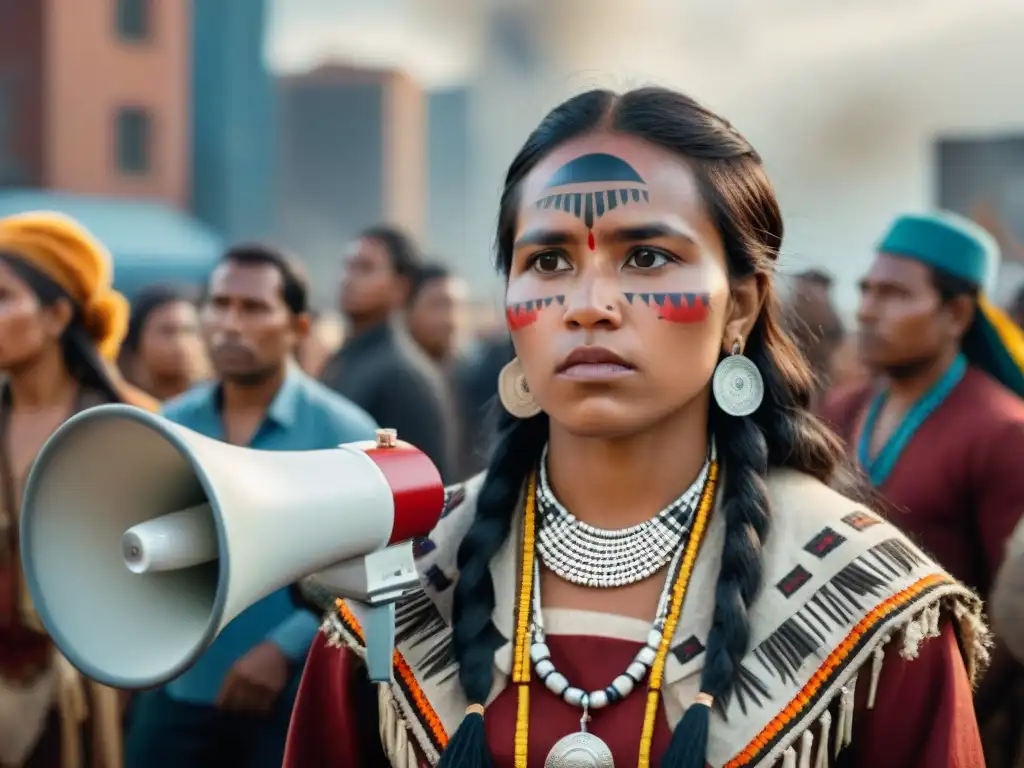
[[436, 708, 493, 768], [798, 729, 814, 768], [867, 636, 887, 710], [814, 711, 831, 768], [901, 613, 925, 660], [782, 746, 797, 768], [840, 674, 858, 750], [927, 604, 941, 637], [834, 685, 852, 760], [660, 694, 711, 768]]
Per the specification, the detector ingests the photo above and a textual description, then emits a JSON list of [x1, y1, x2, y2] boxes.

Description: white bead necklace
[[529, 544, 683, 713], [535, 445, 712, 588]]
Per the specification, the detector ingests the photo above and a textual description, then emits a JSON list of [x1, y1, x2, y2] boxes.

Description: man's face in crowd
[[408, 276, 468, 361], [202, 261, 308, 384], [339, 237, 406, 322], [856, 253, 961, 374]]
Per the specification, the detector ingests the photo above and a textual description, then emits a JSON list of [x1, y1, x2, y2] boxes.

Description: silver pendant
[[545, 706, 614, 768]]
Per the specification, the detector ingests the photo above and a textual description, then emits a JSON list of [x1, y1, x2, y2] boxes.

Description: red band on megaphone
[[362, 442, 445, 545]]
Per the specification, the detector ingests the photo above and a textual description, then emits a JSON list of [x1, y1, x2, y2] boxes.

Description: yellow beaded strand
[[513, 474, 538, 768], [637, 460, 718, 767], [510, 463, 719, 768]]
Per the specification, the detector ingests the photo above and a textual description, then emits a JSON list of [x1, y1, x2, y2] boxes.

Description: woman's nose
[[562, 280, 623, 329]]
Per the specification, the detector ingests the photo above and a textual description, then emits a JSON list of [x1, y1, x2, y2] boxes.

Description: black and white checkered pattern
[[535, 443, 713, 588]]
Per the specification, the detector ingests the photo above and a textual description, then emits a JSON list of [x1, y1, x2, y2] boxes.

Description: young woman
[[118, 284, 209, 402], [0, 211, 157, 768], [284, 88, 987, 768]]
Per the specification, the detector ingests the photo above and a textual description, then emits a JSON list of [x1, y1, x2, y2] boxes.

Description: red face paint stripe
[[505, 296, 565, 331], [506, 305, 539, 330], [624, 292, 710, 324], [587, 231, 596, 251]]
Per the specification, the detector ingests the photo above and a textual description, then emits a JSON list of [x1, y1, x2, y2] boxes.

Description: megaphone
[[19, 404, 444, 690]]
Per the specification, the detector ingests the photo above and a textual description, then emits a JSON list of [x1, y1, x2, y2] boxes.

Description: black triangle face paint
[[532, 154, 649, 252]]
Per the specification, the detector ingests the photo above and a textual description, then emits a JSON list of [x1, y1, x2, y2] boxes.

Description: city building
[[0, 0, 221, 297], [276, 64, 426, 307], [191, 0, 276, 242], [427, 86, 472, 268]]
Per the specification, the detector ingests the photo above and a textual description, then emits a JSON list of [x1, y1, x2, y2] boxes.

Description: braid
[[662, 395, 770, 768], [436, 410, 548, 767]]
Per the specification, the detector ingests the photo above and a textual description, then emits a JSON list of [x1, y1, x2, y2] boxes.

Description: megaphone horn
[[20, 405, 444, 689]]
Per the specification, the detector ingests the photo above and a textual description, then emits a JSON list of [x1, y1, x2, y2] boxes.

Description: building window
[[0, 76, 19, 186], [116, 0, 149, 41], [116, 107, 151, 174]]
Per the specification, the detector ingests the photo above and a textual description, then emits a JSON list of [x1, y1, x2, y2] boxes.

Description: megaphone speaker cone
[[19, 405, 445, 689]]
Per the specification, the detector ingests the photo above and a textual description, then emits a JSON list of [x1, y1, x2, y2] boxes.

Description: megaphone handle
[[359, 601, 396, 683]]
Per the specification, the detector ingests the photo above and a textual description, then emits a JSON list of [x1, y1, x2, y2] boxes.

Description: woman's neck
[[545, 395, 711, 529], [7, 347, 78, 411]]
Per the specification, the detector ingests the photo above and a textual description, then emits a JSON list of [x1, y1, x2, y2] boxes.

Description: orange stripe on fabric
[[723, 573, 950, 768], [336, 598, 449, 749]]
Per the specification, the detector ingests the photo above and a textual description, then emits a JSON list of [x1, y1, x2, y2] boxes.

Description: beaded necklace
[[857, 353, 966, 486], [536, 444, 709, 588], [510, 462, 719, 768]]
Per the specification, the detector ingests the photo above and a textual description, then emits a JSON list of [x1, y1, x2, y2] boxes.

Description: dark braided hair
[[438, 87, 847, 768]]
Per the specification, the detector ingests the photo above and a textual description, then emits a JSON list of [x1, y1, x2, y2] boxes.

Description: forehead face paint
[[625, 291, 711, 324], [506, 295, 566, 331], [534, 153, 649, 251]]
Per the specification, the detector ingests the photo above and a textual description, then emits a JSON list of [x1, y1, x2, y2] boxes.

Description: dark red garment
[[283, 622, 984, 767], [822, 367, 1024, 596]]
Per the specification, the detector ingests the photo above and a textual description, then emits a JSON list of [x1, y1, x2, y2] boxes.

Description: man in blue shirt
[[125, 244, 377, 767]]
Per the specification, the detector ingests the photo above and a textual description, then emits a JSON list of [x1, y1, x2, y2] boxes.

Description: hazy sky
[[267, 0, 474, 88]]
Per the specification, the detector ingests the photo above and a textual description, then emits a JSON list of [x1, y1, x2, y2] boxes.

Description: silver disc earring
[[712, 340, 764, 417], [498, 357, 542, 419]]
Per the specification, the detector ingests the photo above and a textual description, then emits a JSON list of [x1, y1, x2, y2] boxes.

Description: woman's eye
[[532, 252, 571, 274], [626, 248, 671, 270]]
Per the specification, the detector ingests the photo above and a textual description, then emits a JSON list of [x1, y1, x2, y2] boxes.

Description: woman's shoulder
[[760, 468, 941, 580], [764, 468, 880, 545], [756, 467, 989, 682]]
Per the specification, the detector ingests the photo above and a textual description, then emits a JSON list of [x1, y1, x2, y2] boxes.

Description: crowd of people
[[0, 213, 509, 768], [0, 84, 1023, 768]]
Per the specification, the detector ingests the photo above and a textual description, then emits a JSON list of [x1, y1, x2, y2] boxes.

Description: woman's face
[[139, 300, 207, 379], [507, 133, 752, 438], [0, 260, 67, 370]]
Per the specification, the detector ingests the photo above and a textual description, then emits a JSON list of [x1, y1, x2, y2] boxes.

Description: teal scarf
[[857, 354, 967, 486]]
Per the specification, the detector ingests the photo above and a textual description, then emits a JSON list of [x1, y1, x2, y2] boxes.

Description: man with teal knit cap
[[823, 210, 1024, 768]]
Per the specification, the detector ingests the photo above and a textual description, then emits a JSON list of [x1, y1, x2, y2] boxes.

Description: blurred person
[[124, 244, 376, 768], [406, 263, 468, 366], [822, 211, 1024, 768], [1008, 282, 1024, 328], [452, 332, 513, 477], [782, 269, 844, 409], [294, 311, 343, 378], [118, 284, 209, 401], [0, 211, 158, 768], [828, 333, 872, 394], [321, 225, 454, 481], [286, 88, 985, 768], [992, 515, 1024, 664]]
